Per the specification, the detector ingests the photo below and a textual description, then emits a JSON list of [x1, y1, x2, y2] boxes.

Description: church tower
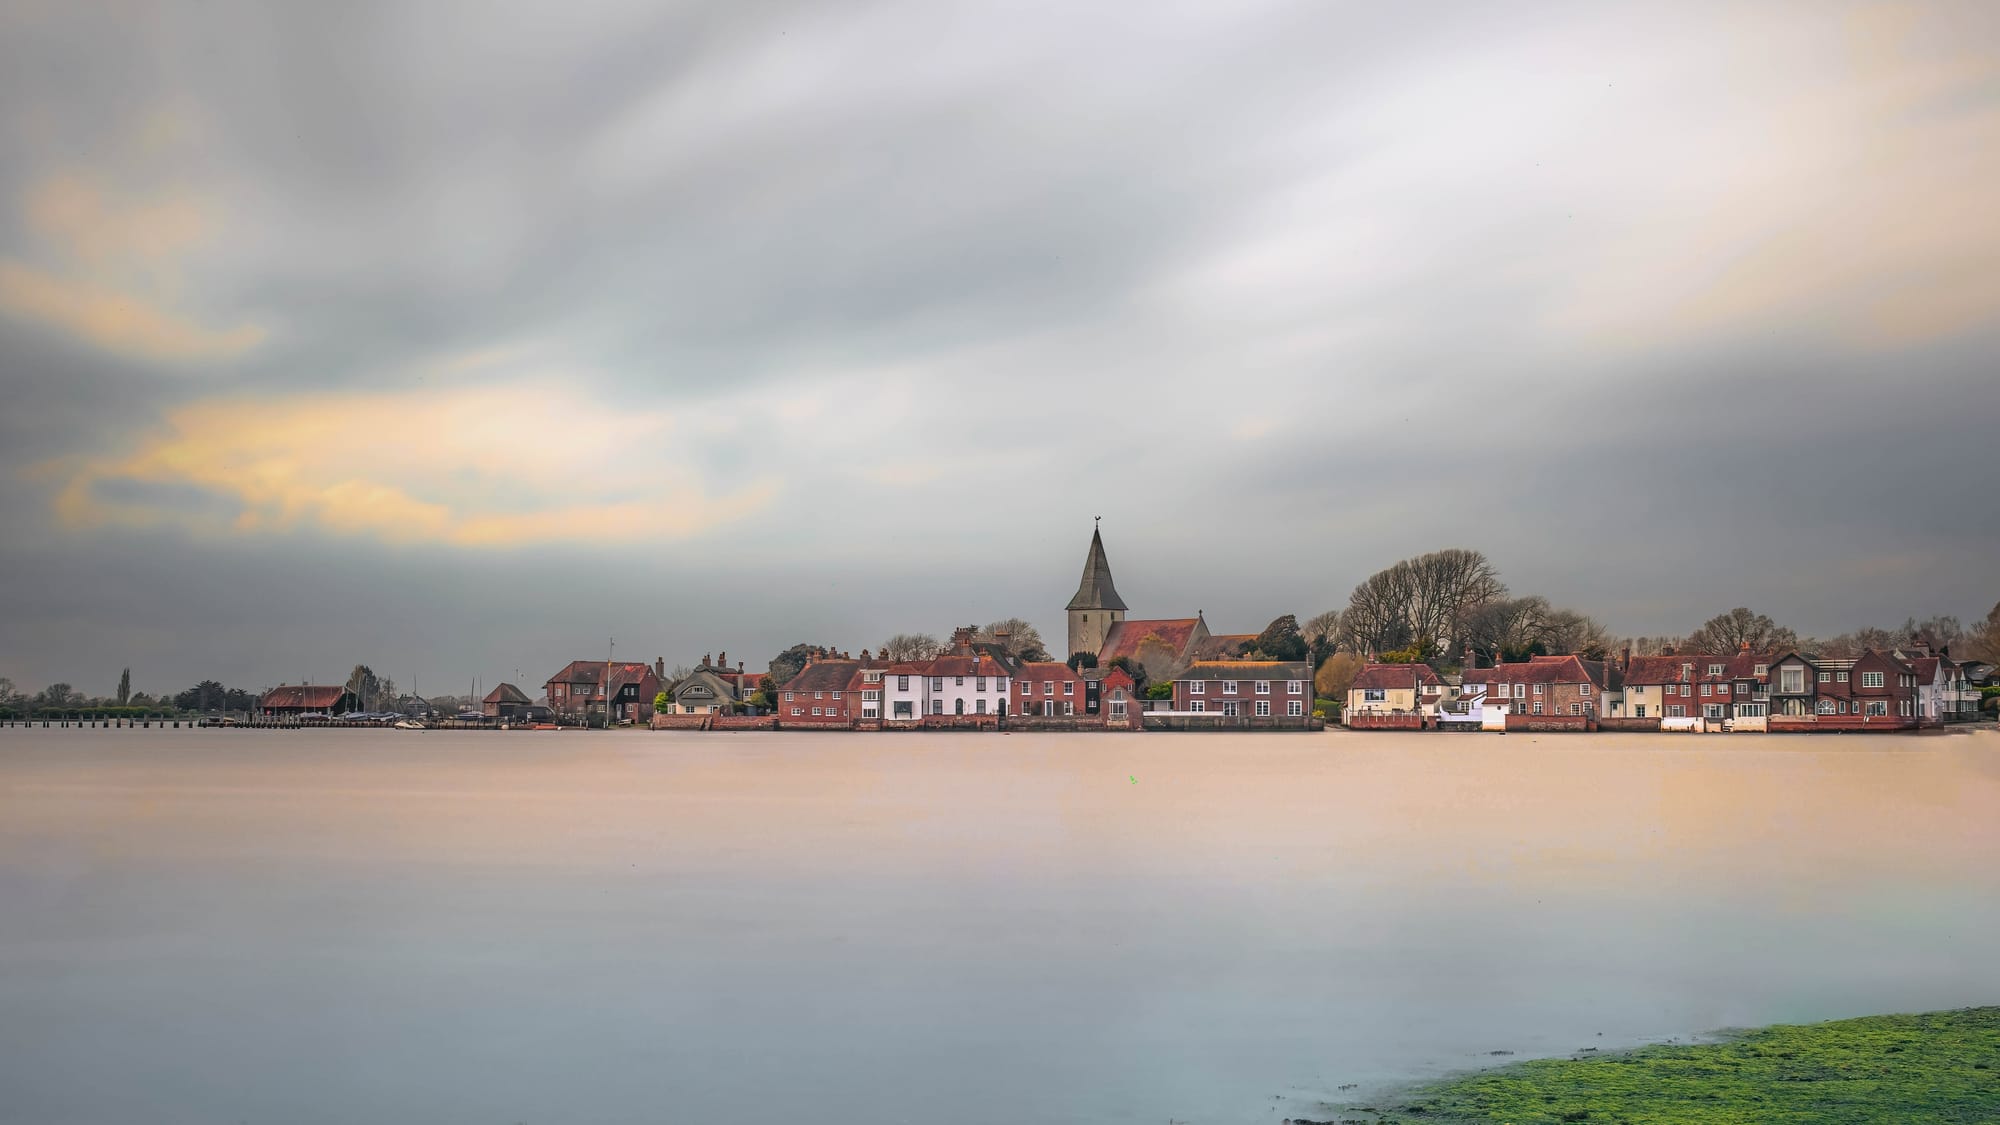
[[1066, 521, 1128, 661]]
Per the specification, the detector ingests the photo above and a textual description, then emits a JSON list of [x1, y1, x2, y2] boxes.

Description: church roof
[[1099, 618, 1202, 663], [1065, 525, 1128, 611]]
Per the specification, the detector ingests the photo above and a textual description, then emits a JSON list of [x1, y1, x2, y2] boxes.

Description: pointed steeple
[[1066, 522, 1128, 611]]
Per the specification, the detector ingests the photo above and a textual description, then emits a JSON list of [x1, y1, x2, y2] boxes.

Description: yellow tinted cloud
[[0, 260, 265, 360], [48, 382, 777, 547], [3, 172, 266, 363]]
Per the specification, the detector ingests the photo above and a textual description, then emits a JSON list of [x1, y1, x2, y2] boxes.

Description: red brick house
[[1171, 660, 1313, 719], [1015, 661, 1089, 717], [1620, 649, 1772, 724], [1767, 649, 1921, 730], [1459, 654, 1610, 727], [778, 651, 890, 726], [544, 660, 662, 724]]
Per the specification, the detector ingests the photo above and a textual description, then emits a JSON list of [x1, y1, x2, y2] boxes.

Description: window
[[976, 677, 986, 692], [1255, 681, 1270, 695], [1287, 700, 1303, 717], [1364, 688, 1386, 702], [1704, 704, 1725, 719], [1866, 700, 1887, 717], [1190, 700, 1205, 713], [893, 701, 913, 718], [1287, 681, 1303, 694], [791, 707, 802, 716], [1534, 682, 1545, 695], [1570, 703, 1583, 715], [1063, 701, 1073, 716], [1861, 671, 1884, 688], [1700, 683, 1711, 696], [1634, 704, 1648, 717], [1817, 699, 1837, 715], [1818, 671, 1831, 682], [811, 707, 822, 716], [929, 700, 943, 715], [1680, 684, 1690, 697], [1838, 671, 1851, 683], [1532, 701, 1544, 714], [955, 676, 964, 687], [1579, 683, 1591, 697], [1708, 664, 1724, 676], [1514, 684, 1527, 699], [1190, 681, 1205, 694], [1042, 680, 1054, 695], [1110, 699, 1127, 718], [863, 690, 880, 701], [1063, 682, 1074, 696], [813, 691, 823, 700], [930, 677, 943, 691], [1222, 680, 1238, 695], [1255, 700, 1271, 717], [1222, 702, 1239, 717], [1780, 667, 1805, 693], [1736, 683, 1748, 695], [976, 699, 987, 715], [1496, 683, 1508, 697], [1667, 705, 1686, 717], [898, 676, 910, 691], [1754, 663, 1768, 675], [785, 692, 795, 702]]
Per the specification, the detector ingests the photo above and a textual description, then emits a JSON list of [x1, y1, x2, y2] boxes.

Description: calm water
[[2, 728, 1997, 1124]]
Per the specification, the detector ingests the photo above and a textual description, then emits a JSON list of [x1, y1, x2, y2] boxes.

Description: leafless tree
[[880, 633, 943, 662], [1964, 602, 2000, 663], [1684, 608, 1797, 654], [977, 619, 1050, 662], [1341, 548, 1506, 657]]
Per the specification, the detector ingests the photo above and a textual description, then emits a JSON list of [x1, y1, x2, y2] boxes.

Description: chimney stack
[[718, 651, 727, 670]]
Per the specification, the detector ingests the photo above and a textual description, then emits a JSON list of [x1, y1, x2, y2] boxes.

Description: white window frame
[[1255, 700, 1271, 717], [1861, 671, 1884, 688], [1287, 700, 1303, 717], [1189, 681, 1205, 695], [1222, 680, 1238, 695], [1255, 681, 1270, 695]]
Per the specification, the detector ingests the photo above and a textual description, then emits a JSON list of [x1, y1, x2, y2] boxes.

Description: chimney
[[702, 653, 712, 668], [718, 651, 727, 670], [654, 658, 665, 679], [737, 660, 745, 675], [1621, 644, 1632, 673]]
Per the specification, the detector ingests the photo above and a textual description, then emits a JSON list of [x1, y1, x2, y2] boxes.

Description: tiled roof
[[1625, 652, 1774, 685], [1351, 664, 1443, 691], [1189, 634, 1256, 661], [1099, 618, 1201, 663], [1462, 654, 1605, 687], [260, 685, 349, 709], [1177, 660, 1311, 681], [785, 660, 861, 694], [483, 682, 531, 705], [1016, 661, 1082, 681]]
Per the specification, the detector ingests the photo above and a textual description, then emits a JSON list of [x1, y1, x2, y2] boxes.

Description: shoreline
[[1304, 1007, 2000, 1125]]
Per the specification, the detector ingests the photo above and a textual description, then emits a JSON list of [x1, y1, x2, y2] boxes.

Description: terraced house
[[1766, 649, 1925, 730], [1620, 650, 1772, 726], [1171, 661, 1312, 720], [1459, 654, 1615, 726]]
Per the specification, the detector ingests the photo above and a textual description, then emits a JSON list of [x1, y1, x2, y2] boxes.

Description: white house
[[881, 653, 1013, 721]]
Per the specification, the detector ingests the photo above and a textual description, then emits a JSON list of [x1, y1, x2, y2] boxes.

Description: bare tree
[[1342, 548, 1506, 657], [1684, 608, 1797, 654], [1964, 602, 2000, 663], [977, 619, 1050, 662], [880, 633, 943, 662]]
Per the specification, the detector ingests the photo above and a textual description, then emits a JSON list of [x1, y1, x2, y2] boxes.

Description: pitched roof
[[260, 685, 350, 709], [1177, 660, 1311, 681], [1065, 526, 1128, 612], [1624, 652, 1770, 685], [1351, 663, 1444, 691], [1461, 654, 1606, 687], [785, 660, 862, 693], [483, 682, 531, 705], [1099, 618, 1201, 663], [1015, 661, 1083, 682], [1189, 633, 1256, 661]]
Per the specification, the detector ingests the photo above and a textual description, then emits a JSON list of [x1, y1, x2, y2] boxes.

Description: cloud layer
[[2, 0, 1997, 693]]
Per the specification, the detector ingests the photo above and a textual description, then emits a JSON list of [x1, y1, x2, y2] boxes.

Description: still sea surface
[[2, 727, 1997, 1124]]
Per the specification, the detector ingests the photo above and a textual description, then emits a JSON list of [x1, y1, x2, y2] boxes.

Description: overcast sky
[[2, 0, 1996, 697]]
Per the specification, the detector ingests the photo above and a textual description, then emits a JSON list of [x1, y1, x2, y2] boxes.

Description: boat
[[394, 719, 426, 730]]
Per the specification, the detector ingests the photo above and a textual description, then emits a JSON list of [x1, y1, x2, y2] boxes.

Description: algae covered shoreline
[[1308, 1007, 2000, 1125]]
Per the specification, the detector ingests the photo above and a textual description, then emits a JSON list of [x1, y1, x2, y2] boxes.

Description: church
[[1064, 523, 1257, 682]]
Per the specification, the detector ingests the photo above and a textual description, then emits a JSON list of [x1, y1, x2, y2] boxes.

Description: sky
[[2, 0, 1997, 698]]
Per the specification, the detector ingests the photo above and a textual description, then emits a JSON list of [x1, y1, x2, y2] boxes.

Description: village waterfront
[[2, 727, 1997, 1124]]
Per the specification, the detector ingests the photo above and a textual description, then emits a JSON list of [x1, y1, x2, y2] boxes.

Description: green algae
[[1364, 1008, 2000, 1124]]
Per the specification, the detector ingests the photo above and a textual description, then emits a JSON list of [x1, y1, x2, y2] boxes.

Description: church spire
[[1066, 520, 1128, 612]]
